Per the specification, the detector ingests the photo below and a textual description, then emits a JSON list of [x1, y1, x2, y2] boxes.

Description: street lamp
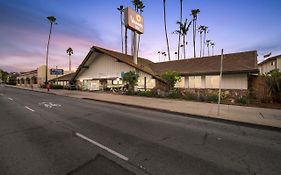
[[45, 16, 57, 85]]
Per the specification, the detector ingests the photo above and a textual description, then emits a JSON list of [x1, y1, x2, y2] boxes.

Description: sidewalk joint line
[[75, 132, 129, 161]]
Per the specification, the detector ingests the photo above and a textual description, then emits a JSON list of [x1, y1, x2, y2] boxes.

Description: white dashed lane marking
[[75, 132, 129, 161], [8, 98, 13, 101], [25, 106, 35, 112]]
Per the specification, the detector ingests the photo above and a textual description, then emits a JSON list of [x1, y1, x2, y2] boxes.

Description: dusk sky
[[1, 0, 281, 72]]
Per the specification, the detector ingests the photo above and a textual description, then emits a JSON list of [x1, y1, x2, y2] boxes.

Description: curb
[[82, 98, 281, 132]]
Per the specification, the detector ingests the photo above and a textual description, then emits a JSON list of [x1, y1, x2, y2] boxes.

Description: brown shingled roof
[[150, 50, 259, 76]]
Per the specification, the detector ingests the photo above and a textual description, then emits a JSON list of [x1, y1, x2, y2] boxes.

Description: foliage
[[122, 71, 139, 92], [161, 71, 181, 90], [206, 95, 218, 103], [51, 84, 63, 89], [236, 96, 250, 104], [265, 69, 281, 102], [135, 90, 158, 97], [166, 89, 182, 99], [184, 92, 197, 101]]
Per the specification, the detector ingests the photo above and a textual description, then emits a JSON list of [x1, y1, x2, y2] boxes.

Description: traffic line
[[75, 132, 129, 161], [8, 97, 13, 101], [25, 106, 35, 112]]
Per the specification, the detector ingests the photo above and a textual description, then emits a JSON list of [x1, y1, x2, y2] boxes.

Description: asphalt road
[[0, 85, 281, 175]]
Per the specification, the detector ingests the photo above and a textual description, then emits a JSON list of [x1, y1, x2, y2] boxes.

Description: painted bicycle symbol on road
[[39, 102, 61, 108]]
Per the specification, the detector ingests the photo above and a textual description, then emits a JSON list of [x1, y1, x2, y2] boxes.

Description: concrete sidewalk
[[11, 85, 281, 129]]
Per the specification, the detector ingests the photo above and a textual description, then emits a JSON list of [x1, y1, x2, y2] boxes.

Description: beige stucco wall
[[175, 77, 185, 88], [37, 65, 69, 85], [259, 62, 275, 74], [277, 57, 281, 71], [76, 54, 156, 90], [183, 74, 248, 90], [221, 74, 248, 89]]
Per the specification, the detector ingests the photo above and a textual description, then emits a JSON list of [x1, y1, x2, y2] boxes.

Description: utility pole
[[217, 49, 224, 115]]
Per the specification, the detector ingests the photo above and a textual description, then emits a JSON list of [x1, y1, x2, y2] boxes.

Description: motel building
[[17, 65, 73, 88], [258, 54, 281, 74], [71, 46, 259, 93]]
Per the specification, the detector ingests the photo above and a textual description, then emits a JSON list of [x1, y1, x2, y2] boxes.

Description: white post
[[217, 49, 224, 115]]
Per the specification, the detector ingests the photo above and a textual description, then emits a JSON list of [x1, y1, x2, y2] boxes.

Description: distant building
[[17, 65, 73, 87], [258, 54, 281, 74], [71, 46, 258, 91]]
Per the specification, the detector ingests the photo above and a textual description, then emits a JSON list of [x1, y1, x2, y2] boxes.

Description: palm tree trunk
[[45, 22, 53, 84], [178, 0, 183, 60], [199, 32, 201, 57], [163, 0, 171, 61], [69, 55, 71, 71], [183, 35, 186, 59], [203, 31, 206, 57], [125, 27, 128, 54], [192, 20, 196, 58], [120, 12, 124, 53]]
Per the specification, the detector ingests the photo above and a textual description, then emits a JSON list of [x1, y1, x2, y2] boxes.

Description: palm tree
[[202, 26, 209, 56], [174, 19, 192, 59], [177, 0, 183, 60], [157, 51, 161, 62], [131, 0, 141, 55], [162, 52, 166, 61], [191, 9, 200, 58], [45, 16, 56, 85], [117, 5, 124, 53], [163, 0, 171, 61], [66, 48, 73, 71], [198, 25, 204, 57], [136, 1, 145, 56], [210, 42, 215, 56], [206, 40, 211, 56]]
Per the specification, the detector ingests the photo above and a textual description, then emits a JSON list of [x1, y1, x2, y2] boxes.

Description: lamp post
[[45, 16, 56, 85]]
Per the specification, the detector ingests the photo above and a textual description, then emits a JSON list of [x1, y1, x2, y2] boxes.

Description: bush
[[135, 90, 158, 97], [184, 92, 197, 101], [160, 71, 181, 90], [207, 95, 218, 103], [51, 84, 63, 89], [166, 89, 182, 99], [265, 69, 281, 102], [122, 71, 139, 92], [236, 96, 250, 104]]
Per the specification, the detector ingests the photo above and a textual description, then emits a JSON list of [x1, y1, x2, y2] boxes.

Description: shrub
[[236, 96, 250, 104], [207, 95, 218, 103], [160, 71, 181, 90], [51, 84, 63, 89], [135, 90, 158, 97], [265, 69, 281, 102], [122, 71, 139, 92], [184, 92, 197, 101], [166, 89, 182, 99]]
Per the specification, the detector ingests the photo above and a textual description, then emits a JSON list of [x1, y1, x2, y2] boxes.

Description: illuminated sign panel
[[50, 69, 64, 75], [124, 7, 144, 34]]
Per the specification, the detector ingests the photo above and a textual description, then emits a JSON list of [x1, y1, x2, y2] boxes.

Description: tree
[[163, 0, 171, 61], [136, 1, 145, 56], [201, 26, 209, 56], [117, 5, 124, 53], [174, 19, 192, 59], [206, 40, 211, 56], [66, 47, 74, 71], [210, 42, 215, 56], [191, 9, 200, 58], [265, 69, 281, 102], [198, 25, 205, 57], [161, 70, 181, 90], [177, 0, 183, 60], [45, 16, 56, 84], [123, 70, 139, 92]]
